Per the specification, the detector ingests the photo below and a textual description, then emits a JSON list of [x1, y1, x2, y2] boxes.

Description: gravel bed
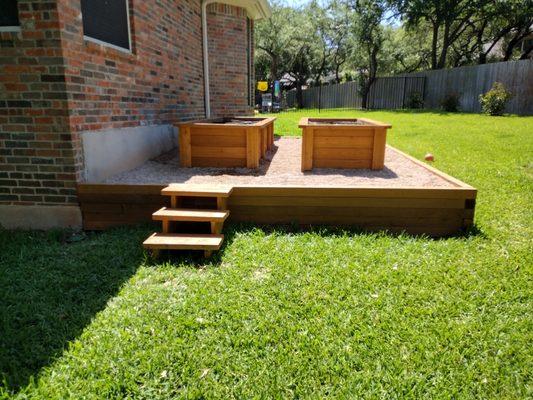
[[103, 137, 454, 187]]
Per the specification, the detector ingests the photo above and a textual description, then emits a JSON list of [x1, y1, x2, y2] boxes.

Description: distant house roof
[[222, 0, 272, 19]]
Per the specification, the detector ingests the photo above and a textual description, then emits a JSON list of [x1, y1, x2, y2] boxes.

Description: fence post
[[318, 83, 322, 113], [402, 76, 407, 108]]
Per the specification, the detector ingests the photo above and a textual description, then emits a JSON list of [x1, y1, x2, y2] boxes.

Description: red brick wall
[[58, 0, 207, 134], [0, 1, 78, 206], [1, 1, 254, 207], [207, 3, 253, 117]]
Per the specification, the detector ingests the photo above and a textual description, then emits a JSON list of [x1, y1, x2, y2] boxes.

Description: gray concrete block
[[0, 205, 82, 230], [81, 124, 177, 182]]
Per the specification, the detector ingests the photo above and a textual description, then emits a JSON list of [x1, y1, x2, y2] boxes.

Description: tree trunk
[[477, 24, 487, 64], [431, 23, 440, 69], [520, 45, 532, 60], [361, 83, 369, 109], [270, 55, 278, 82], [296, 83, 303, 109], [503, 32, 526, 61], [437, 22, 451, 69], [362, 46, 378, 110]]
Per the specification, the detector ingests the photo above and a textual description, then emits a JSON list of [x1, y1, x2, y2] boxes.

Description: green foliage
[[254, 0, 532, 90], [441, 93, 461, 112], [1, 111, 532, 398], [405, 91, 424, 109], [479, 82, 512, 116]]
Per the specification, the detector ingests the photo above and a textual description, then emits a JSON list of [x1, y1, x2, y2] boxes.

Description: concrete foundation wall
[[0, 205, 82, 230], [81, 125, 177, 182]]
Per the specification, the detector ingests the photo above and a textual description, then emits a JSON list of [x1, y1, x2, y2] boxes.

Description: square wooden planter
[[299, 117, 392, 171], [177, 117, 275, 168]]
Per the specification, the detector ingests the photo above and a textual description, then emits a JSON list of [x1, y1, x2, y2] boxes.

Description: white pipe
[[202, 0, 216, 118], [201, 1, 270, 118]]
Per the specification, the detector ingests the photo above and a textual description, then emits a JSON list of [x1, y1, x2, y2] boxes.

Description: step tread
[[161, 184, 233, 197], [152, 207, 229, 222], [143, 233, 224, 250]]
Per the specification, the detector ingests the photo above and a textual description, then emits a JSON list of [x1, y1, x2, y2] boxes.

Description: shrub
[[406, 91, 424, 109], [441, 93, 460, 112], [479, 82, 512, 116]]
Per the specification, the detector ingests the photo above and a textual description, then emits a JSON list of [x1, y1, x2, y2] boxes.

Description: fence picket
[[282, 60, 532, 115]]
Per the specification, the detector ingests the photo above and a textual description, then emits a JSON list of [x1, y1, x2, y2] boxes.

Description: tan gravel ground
[[103, 137, 455, 187]]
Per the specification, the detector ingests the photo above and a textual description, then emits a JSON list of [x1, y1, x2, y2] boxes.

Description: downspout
[[202, 0, 217, 118]]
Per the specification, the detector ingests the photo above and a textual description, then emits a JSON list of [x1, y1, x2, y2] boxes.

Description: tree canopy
[[254, 0, 532, 107]]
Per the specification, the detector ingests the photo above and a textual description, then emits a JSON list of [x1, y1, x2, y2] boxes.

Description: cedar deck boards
[[143, 233, 224, 250]]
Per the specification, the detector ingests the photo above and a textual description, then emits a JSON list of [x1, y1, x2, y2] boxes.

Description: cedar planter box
[[299, 117, 392, 171], [177, 117, 275, 168]]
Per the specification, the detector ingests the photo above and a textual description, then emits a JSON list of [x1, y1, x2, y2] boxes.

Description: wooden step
[[161, 184, 233, 198], [152, 207, 229, 222], [143, 233, 224, 250]]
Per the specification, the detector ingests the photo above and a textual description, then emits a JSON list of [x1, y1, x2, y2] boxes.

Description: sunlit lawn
[[1, 109, 532, 399]]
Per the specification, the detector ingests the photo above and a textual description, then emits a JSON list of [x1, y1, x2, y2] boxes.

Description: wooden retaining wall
[[78, 184, 476, 237]]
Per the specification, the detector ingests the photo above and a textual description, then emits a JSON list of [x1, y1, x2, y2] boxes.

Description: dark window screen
[[81, 0, 130, 50], [0, 0, 19, 26]]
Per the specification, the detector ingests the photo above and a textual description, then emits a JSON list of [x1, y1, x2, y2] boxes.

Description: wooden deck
[[78, 146, 476, 237]]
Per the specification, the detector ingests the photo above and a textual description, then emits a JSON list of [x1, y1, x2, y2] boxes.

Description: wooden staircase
[[143, 184, 233, 258]]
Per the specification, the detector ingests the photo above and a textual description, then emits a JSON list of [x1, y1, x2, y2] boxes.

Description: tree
[[391, 0, 490, 69], [348, 0, 387, 108], [254, 1, 302, 81], [327, 0, 351, 83], [463, 0, 533, 64]]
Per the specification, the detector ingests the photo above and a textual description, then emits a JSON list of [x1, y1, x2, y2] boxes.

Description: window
[[0, 0, 20, 29], [81, 0, 131, 51]]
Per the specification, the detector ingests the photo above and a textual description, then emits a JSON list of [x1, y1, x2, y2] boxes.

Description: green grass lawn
[[1, 110, 532, 399]]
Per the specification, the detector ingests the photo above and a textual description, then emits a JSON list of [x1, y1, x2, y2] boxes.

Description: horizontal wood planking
[[191, 146, 246, 158], [313, 147, 372, 160], [300, 118, 390, 171], [231, 186, 476, 199], [314, 135, 373, 148], [191, 157, 246, 168], [162, 184, 233, 197], [78, 183, 476, 235], [178, 119, 275, 169], [313, 128, 375, 135], [143, 233, 224, 250], [191, 134, 246, 147], [228, 195, 466, 209], [313, 159, 372, 169]]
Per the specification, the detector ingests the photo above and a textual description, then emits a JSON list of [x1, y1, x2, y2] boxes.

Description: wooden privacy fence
[[368, 77, 425, 109], [285, 77, 425, 110], [403, 59, 532, 115], [284, 60, 532, 115]]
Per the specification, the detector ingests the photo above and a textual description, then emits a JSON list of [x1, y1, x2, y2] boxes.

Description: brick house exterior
[[0, 0, 270, 229]]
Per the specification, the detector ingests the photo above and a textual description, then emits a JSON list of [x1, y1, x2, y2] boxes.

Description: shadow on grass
[[1, 220, 486, 393], [0, 226, 150, 394], [149, 221, 487, 268], [221, 221, 486, 240]]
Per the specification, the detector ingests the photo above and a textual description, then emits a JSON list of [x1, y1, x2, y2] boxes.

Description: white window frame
[[82, 0, 132, 53]]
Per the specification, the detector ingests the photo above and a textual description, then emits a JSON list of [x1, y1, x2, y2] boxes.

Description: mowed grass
[[1, 110, 532, 399]]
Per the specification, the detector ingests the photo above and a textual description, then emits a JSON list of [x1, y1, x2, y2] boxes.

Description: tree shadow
[[1, 219, 486, 394], [148, 221, 487, 269], [0, 226, 149, 394], [217, 221, 487, 242]]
